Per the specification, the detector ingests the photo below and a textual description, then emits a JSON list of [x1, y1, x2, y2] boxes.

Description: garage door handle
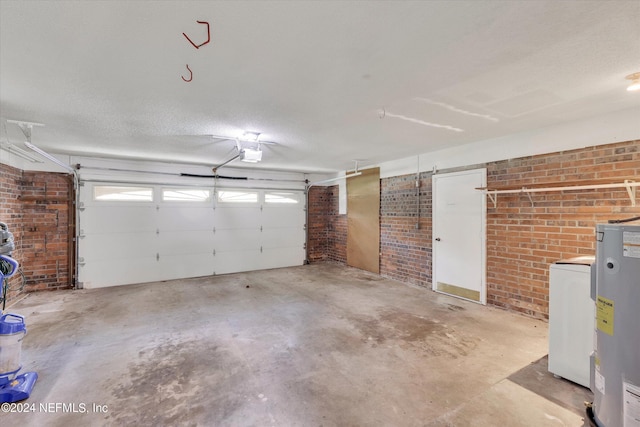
[[435, 238, 441, 241]]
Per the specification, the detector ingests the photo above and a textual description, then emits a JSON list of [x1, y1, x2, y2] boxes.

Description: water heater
[[590, 223, 640, 427]]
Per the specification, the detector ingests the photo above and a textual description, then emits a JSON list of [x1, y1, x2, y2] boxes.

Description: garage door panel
[[262, 208, 304, 227], [158, 230, 214, 254], [81, 206, 156, 233], [214, 250, 262, 275], [214, 229, 261, 252], [215, 207, 261, 228], [261, 228, 304, 249], [80, 257, 161, 288], [81, 233, 157, 260], [156, 253, 214, 280], [79, 183, 306, 287], [157, 207, 215, 230], [259, 247, 305, 269]]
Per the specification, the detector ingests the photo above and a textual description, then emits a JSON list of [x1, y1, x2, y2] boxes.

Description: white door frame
[[432, 168, 487, 304]]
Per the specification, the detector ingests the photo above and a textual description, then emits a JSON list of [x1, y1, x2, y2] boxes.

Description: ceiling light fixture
[[241, 131, 260, 142], [239, 147, 262, 163], [236, 132, 263, 163], [626, 72, 640, 92], [210, 131, 274, 170]]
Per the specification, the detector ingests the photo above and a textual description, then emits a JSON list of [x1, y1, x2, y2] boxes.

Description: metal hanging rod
[[25, 142, 75, 173], [479, 180, 639, 208], [0, 142, 43, 163]]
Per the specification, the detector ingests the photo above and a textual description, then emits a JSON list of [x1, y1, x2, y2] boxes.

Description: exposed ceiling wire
[[380, 110, 464, 132], [413, 98, 500, 122]]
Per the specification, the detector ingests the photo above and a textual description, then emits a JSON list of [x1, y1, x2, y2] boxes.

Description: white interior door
[[432, 169, 486, 304]]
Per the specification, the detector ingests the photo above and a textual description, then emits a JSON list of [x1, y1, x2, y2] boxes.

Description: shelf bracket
[[524, 189, 534, 207], [625, 180, 636, 207], [487, 191, 497, 209]]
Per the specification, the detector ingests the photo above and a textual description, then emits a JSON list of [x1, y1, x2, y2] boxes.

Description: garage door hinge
[[213, 249, 216, 256], [78, 202, 85, 211], [78, 257, 85, 266], [156, 228, 160, 235], [156, 205, 160, 211], [260, 246, 263, 253], [79, 229, 86, 238], [260, 226, 263, 232], [156, 253, 160, 261], [260, 205, 263, 211]]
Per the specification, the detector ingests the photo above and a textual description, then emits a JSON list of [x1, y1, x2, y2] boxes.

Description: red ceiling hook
[[183, 21, 210, 49], [182, 64, 193, 82]]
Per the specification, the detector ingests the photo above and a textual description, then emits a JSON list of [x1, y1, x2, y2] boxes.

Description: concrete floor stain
[[347, 308, 479, 358], [108, 338, 245, 425], [3, 264, 582, 426]]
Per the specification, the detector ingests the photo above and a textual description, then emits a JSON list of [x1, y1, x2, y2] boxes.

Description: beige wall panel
[[347, 167, 380, 273]]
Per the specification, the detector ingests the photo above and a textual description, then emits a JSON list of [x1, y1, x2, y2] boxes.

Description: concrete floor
[[4, 264, 590, 426]]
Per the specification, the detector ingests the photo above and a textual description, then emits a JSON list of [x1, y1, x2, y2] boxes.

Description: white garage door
[[78, 183, 305, 288]]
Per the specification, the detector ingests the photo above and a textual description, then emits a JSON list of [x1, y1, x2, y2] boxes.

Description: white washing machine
[[548, 256, 595, 388]]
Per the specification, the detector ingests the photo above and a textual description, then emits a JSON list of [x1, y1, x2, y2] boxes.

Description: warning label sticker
[[595, 369, 605, 395], [597, 295, 614, 336], [623, 381, 640, 427], [623, 231, 640, 259]]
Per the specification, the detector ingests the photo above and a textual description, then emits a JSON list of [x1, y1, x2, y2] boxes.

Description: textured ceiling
[[1, 0, 639, 173]]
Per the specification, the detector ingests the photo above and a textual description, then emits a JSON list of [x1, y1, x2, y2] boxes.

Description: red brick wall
[[0, 163, 74, 305], [308, 139, 639, 319], [328, 212, 347, 264], [0, 163, 23, 304], [307, 186, 330, 262], [380, 174, 432, 287], [307, 185, 346, 263], [486, 140, 639, 318]]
